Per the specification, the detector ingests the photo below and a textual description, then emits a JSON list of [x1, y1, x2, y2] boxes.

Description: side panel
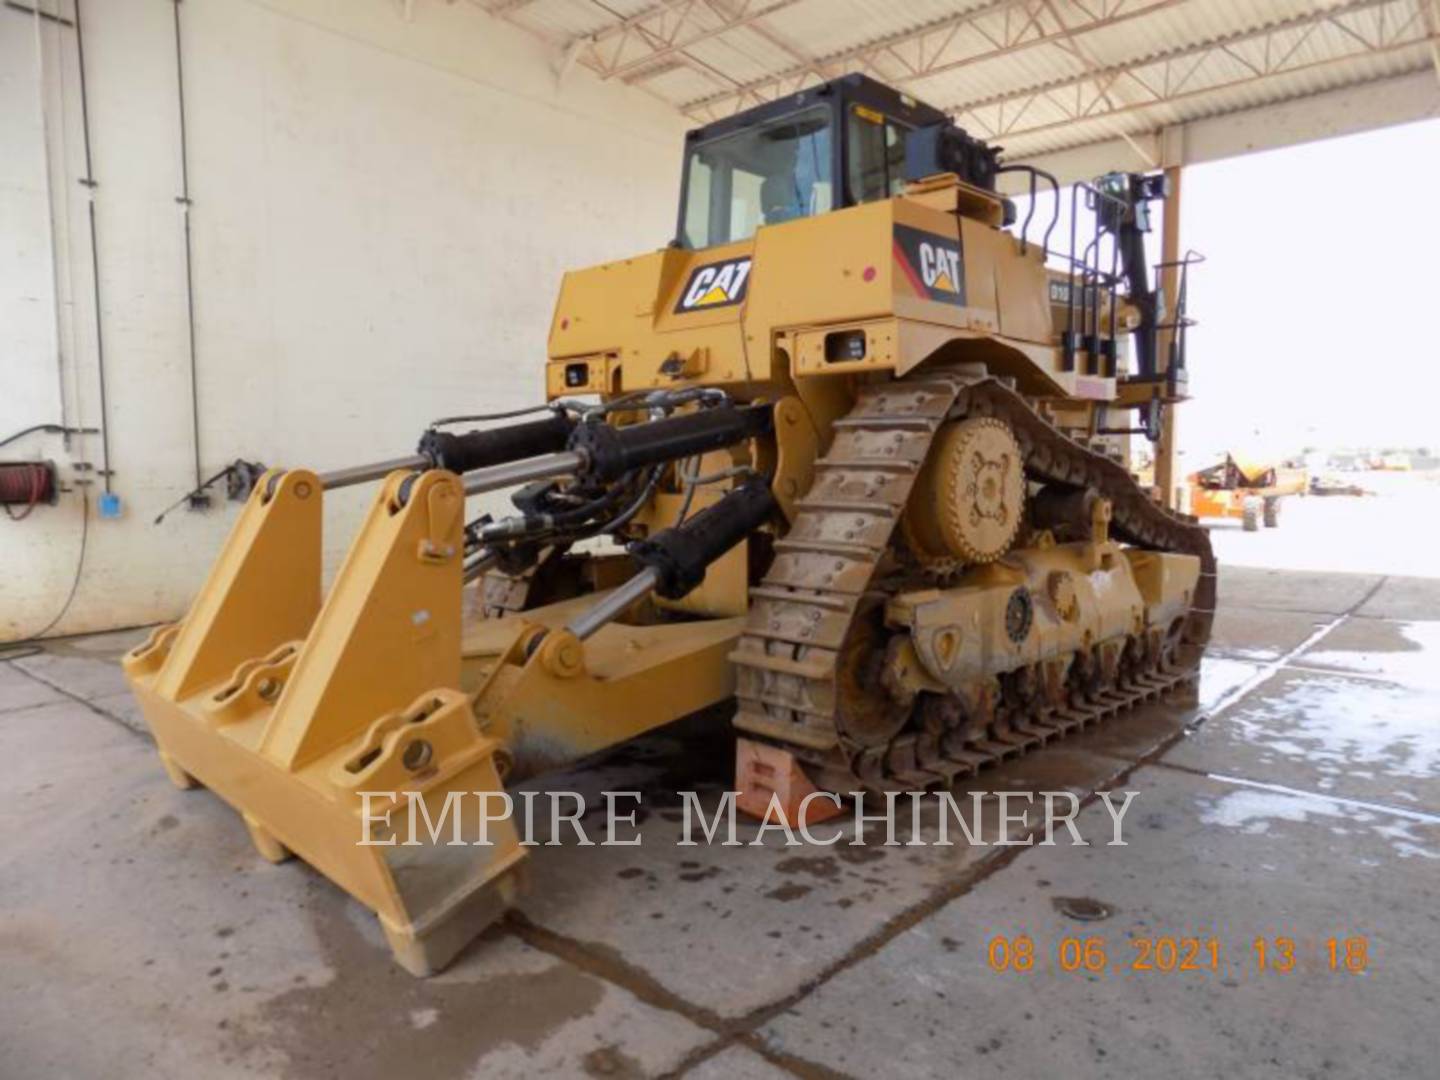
[[545, 185, 1068, 397], [739, 201, 896, 350]]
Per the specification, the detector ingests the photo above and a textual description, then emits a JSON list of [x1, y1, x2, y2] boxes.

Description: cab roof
[[682, 73, 949, 147]]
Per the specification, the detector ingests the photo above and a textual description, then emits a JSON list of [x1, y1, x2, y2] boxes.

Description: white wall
[[1, 0, 688, 640]]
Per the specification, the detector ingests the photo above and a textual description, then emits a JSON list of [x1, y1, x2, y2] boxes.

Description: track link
[[730, 369, 1216, 791]]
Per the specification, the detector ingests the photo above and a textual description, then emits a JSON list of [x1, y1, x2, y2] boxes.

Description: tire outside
[[1242, 496, 1262, 532], [1263, 496, 1281, 528]]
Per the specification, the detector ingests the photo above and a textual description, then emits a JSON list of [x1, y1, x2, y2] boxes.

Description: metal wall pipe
[[73, 0, 113, 493], [171, 0, 203, 495]]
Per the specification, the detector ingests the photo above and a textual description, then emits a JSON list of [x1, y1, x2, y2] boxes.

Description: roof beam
[[1001, 68, 1440, 186], [481, 0, 537, 15], [680, 0, 1190, 121], [560, 0, 808, 85], [1039, 0, 1157, 165], [947, 0, 1437, 151]]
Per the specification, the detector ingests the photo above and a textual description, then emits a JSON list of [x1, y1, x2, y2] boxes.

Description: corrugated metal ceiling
[[473, 0, 1438, 159]]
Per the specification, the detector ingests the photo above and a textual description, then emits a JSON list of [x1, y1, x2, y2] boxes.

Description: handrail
[[995, 164, 1060, 258], [1000, 168, 1197, 384], [1061, 181, 1127, 372], [1153, 249, 1206, 380]]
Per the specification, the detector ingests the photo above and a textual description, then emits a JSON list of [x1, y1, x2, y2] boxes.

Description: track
[[730, 368, 1216, 792]]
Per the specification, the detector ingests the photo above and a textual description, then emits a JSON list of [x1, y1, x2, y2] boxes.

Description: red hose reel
[[0, 462, 57, 520]]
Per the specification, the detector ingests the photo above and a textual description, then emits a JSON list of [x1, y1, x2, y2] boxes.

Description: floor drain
[[1053, 896, 1114, 921]]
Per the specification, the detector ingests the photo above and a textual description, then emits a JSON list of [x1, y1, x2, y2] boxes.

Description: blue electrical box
[[98, 491, 122, 519]]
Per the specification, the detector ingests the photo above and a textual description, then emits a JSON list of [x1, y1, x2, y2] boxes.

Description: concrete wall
[[1, 0, 688, 640]]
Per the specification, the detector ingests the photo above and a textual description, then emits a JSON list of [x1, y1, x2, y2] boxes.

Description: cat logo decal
[[675, 257, 752, 312], [893, 225, 965, 306]]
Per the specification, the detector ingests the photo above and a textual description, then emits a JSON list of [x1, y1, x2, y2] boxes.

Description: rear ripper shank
[[123, 73, 1212, 975]]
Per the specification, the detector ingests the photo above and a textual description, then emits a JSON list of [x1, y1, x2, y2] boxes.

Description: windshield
[[679, 106, 833, 250]]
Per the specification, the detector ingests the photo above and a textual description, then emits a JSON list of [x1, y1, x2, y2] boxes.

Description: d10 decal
[[893, 224, 965, 306], [674, 256, 753, 313]]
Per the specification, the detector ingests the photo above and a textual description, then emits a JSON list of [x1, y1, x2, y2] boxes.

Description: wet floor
[[1, 565, 1437, 1077]]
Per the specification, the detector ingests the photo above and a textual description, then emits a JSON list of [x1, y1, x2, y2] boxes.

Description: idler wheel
[[902, 416, 1025, 571]]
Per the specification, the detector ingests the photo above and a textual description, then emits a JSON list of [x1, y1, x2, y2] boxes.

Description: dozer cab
[[124, 73, 1213, 974]]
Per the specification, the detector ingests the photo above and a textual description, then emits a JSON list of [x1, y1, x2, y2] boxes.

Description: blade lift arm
[[122, 392, 779, 976]]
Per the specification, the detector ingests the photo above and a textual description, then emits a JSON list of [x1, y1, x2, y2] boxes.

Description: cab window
[[847, 105, 909, 203], [679, 107, 833, 249]]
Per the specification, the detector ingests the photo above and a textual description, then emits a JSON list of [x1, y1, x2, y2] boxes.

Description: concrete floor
[[2, 565, 1438, 1078]]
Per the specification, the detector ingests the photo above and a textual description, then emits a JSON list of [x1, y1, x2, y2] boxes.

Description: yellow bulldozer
[[124, 74, 1213, 974], [1187, 452, 1308, 531]]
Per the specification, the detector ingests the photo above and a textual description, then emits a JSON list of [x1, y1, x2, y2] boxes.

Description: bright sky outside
[[1011, 117, 1440, 471], [1180, 117, 1440, 469]]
